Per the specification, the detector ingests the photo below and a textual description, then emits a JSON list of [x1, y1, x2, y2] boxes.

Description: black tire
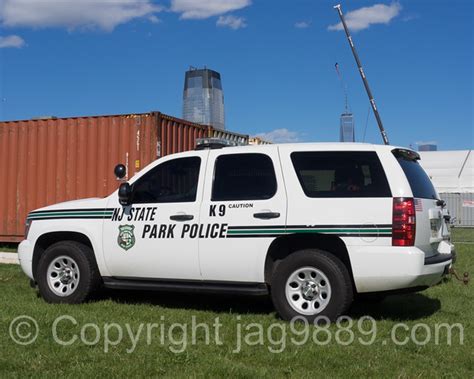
[[37, 241, 101, 304], [270, 249, 353, 322]]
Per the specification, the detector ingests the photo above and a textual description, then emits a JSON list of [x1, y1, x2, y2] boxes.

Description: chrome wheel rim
[[285, 266, 332, 315], [47, 256, 80, 297]]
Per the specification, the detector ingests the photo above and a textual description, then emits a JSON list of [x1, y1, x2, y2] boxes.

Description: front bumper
[[18, 240, 34, 280]]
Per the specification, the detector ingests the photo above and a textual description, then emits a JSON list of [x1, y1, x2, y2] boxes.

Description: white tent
[[419, 150, 474, 193]]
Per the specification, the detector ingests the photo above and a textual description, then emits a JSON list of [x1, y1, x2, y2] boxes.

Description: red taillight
[[392, 197, 416, 246]]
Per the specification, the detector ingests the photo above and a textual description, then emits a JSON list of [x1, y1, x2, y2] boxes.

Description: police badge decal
[[117, 225, 136, 251]]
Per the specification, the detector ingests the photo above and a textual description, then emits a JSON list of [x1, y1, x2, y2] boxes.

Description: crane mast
[[334, 4, 390, 145]]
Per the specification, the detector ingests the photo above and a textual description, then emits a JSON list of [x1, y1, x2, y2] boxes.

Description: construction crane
[[333, 4, 390, 145]]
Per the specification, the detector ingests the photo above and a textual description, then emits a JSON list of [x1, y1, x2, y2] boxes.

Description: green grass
[[0, 243, 473, 377], [451, 227, 474, 243]]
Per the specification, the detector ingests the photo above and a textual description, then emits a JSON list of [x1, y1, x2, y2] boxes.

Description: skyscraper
[[339, 112, 355, 142], [418, 143, 437, 151], [183, 67, 225, 130]]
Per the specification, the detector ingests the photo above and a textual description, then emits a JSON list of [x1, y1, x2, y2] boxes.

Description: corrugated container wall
[[249, 137, 272, 145], [0, 112, 247, 242]]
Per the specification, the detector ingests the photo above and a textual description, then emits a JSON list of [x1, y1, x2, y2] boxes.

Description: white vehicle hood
[[29, 198, 109, 213]]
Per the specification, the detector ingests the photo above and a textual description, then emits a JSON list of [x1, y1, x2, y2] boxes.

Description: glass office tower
[[418, 143, 437, 151], [339, 112, 355, 142], [183, 67, 225, 130]]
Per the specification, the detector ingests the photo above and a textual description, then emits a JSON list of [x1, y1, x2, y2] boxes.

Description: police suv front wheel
[[270, 249, 353, 322], [37, 241, 101, 304]]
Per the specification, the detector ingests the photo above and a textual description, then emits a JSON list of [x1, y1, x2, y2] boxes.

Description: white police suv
[[18, 142, 454, 321]]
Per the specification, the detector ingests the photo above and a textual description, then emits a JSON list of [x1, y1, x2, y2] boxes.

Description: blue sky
[[0, 0, 472, 150]]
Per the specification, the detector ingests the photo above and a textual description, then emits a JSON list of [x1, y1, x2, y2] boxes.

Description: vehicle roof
[[128, 142, 416, 188], [197, 142, 413, 154]]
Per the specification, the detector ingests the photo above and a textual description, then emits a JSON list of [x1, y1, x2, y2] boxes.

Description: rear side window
[[291, 151, 391, 198], [212, 153, 277, 201], [396, 157, 437, 200]]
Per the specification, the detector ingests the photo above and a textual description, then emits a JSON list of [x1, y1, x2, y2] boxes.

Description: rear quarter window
[[291, 151, 391, 198], [395, 156, 438, 200]]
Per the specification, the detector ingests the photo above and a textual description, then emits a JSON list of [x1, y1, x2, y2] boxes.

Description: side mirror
[[114, 164, 126, 179], [118, 183, 132, 205]]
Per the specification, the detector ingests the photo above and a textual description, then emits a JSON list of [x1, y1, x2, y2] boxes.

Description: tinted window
[[212, 154, 277, 201], [396, 157, 437, 199], [291, 151, 391, 198], [132, 157, 200, 203]]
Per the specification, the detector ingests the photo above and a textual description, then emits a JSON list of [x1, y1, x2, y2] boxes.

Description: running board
[[102, 277, 269, 296]]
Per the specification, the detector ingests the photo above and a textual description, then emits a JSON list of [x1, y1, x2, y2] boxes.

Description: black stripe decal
[[228, 233, 392, 238], [228, 224, 392, 230], [227, 234, 288, 238], [27, 216, 107, 221], [285, 224, 393, 229]]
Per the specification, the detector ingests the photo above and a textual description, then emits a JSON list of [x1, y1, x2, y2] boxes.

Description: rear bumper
[[350, 246, 452, 293], [424, 253, 453, 265]]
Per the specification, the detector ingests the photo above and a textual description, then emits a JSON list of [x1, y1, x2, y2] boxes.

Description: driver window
[[131, 157, 201, 204]]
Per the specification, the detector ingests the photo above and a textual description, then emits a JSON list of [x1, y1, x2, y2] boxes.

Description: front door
[[102, 152, 207, 279]]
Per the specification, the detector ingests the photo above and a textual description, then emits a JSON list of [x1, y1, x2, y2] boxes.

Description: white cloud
[[328, 2, 402, 32], [294, 20, 311, 29], [254, 128, 301, 144], [0, 34, 25, 48], [0, 0, 162, 31], [0, 0, 253, 33], [217, 15, 246, 30], [148, 15, 161, 24], [171, 0, 251, 20]]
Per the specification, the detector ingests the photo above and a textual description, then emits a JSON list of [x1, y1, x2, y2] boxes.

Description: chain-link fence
[[440, 193, 474, 228]]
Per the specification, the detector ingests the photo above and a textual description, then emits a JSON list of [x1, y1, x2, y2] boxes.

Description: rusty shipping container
[[0, 112, 248, 242]]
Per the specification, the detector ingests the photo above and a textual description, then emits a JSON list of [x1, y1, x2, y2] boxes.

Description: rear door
[[394, 150, 448, 256], [279, 147, 393, 248], [198, 147, 287, 283]]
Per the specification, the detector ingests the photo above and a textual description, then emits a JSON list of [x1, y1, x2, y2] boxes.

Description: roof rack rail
[[195, 138, 241, 150]]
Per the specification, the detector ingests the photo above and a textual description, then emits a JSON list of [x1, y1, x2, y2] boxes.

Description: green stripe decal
[[227, 229, 285, 234], [28, 210, 114, 219], [30, 212, 112, 216], [228, 229, 391, 235]]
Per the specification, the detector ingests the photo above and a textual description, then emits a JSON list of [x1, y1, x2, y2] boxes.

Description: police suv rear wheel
[[37, 241, 100, 304], [271, 249, 353, 322]]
